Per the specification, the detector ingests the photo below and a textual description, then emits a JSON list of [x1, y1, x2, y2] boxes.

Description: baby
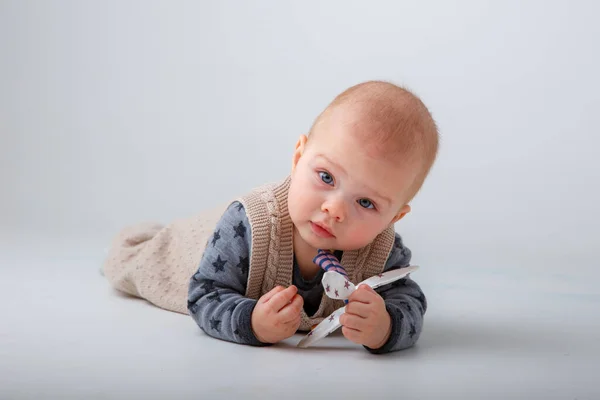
[[103, 80, 438, 354]]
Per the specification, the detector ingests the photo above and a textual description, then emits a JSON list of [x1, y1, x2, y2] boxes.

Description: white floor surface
[[1, 233, 598, 399]]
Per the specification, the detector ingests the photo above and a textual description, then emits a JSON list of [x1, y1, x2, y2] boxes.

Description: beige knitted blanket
[[103, 203, 228, 315]]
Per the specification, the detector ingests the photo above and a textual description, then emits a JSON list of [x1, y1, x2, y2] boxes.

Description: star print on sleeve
[[188, 301, 198, 314], [233, 221, 246, 238], [399, 301, 412, 313], [236, 256, 249, 276], [212, 255, 227, 273], [200, 279, 215, 294], [209, 317, 221, 332], [211, 229, 221, 247], [409, 324, 417, 338], [188, 201, 269, 347], [416, 292, 427, 313], [206, 290, 222, 303], [226, 301, 237, 314]]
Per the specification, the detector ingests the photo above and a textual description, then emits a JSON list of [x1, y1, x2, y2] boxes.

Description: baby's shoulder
[[383, 233, 412, 270]]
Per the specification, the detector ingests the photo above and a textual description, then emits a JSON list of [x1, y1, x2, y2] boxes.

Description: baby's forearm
[[188, 278, 266, 346], [187, 201, 268, 346]]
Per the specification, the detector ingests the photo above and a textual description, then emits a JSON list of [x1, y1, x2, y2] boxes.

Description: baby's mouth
[[310, 221, 335, 238]]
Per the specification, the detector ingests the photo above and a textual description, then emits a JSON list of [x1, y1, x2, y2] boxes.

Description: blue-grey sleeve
[[365, 233, 427, 354], [187, 202, 269, 346]]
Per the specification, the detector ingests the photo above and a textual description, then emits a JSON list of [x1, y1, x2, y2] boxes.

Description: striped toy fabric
[[312, 249, 348, 277]]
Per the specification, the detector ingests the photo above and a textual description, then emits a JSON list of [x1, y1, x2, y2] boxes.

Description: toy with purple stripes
[[312, 249, 348, 277]]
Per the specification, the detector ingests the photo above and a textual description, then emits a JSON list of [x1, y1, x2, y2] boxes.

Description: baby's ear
[[291, 134, 308, 172], [391, 204, 411, 224]]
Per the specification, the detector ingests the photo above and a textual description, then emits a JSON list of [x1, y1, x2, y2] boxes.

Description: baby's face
[[288, 115, 416, 252]]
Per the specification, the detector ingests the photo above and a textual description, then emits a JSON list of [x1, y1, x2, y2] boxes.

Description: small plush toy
[[297, 249, 418, 348]]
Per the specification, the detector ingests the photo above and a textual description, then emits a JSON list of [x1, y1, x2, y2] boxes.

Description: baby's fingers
[[267, 285, 298, 311], [349, 285, 379, 304], [278, 294, 304, 323], [260, 286, 286, 304]]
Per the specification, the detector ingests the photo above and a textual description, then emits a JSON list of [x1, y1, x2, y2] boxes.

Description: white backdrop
[[2, 2, 600, 399], [1, 1, 599, 272]]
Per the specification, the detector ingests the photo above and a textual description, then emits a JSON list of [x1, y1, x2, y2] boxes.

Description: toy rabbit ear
[[297, 306, 345, 348], [321, 271, 356, 300], [356, 265, 419, 291]]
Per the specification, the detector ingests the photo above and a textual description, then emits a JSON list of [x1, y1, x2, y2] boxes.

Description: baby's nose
[[322, 198, 346, 222]]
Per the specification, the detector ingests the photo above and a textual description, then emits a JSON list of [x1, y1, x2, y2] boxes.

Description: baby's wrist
[[370, 313, 392, 349], [250, 309, 268, 343]]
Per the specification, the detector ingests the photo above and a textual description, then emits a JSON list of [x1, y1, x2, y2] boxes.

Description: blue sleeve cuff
[[236, 300, 272, 347]]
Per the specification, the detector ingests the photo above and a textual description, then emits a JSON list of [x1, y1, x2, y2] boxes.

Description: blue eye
[[319, 171, 334, 185], [358, 198, 374, 209]]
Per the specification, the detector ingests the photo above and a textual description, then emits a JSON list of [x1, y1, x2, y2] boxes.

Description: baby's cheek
[[345, 226, 376, 249]]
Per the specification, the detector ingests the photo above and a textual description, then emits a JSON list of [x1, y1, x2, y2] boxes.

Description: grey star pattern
[[200, 279, 215, 293], [188, 302, 198, 314], [400, 301, 412, 313], [237, 256, 249, 275], [209, 317, 221, 332], [207, 290, 222, 303], [226, 301, 237, 314], [409, 324, 417, 338], [234, 328, 240, 336], [211, 229, 221, 247], [236, 202, 244, 212], [212, 255, 227, 273], [233, 221, 246, 238]]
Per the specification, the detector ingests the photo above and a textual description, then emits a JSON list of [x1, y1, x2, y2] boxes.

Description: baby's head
[[288, 80, 439, 251]]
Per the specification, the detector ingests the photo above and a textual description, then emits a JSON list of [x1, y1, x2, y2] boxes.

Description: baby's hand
[[340, 285, 392, 349], [251, 285, 304, 344]]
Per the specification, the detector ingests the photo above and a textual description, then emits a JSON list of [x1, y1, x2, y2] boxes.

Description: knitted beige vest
[[103, 175, 395, 331]]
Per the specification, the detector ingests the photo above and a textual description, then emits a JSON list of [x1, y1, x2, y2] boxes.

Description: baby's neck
[[292, 227, 322, 280]]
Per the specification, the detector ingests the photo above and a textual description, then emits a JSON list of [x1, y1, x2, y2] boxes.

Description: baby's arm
[[366, 234, 427, 354], [187, 202, 268, 346]]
